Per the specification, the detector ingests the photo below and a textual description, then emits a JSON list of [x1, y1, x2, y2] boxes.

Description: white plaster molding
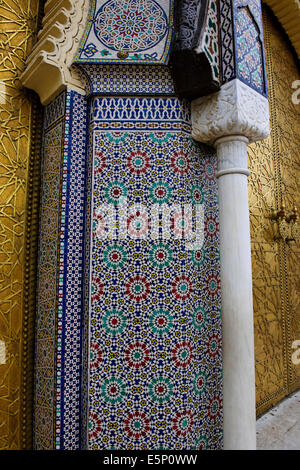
[[191, 79, 270, 146], [20, 0, 90, 105], [216, 167, 251, 178]]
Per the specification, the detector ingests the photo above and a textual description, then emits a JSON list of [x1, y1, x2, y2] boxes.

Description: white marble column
[[191, 79, 270, 450], [215, 135, 256, 449]]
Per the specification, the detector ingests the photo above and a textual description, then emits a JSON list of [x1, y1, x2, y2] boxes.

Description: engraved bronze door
[[248, 6, 300, 416], [0, 0, 42, 450]]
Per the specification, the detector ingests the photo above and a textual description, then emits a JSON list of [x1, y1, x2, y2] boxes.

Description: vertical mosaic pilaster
[[35, 95, 65, 450], [219, 0, 267, 96], [35, 90, 87, 449], [83, 96, 223, 450], [56, 91, 88, 449]]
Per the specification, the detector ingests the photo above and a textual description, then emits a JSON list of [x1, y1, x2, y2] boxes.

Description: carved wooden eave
[[265, 0, 300, 60], [20, 0, 89, 105]]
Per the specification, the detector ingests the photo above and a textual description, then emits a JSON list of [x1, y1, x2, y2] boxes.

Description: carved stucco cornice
[[264, 0, 300, 60], [20, 0, 90, 105], [191, 79, 270, 146]]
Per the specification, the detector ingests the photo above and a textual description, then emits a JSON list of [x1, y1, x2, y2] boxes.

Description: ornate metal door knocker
[[271, 204, 299, 243]]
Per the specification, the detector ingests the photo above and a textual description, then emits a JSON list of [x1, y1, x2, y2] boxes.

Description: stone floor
[[256, 390, 300, 450]]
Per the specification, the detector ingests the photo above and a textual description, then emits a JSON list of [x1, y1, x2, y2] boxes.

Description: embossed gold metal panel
[[249, 6, 300, 416], [0, 0, 42, 449]]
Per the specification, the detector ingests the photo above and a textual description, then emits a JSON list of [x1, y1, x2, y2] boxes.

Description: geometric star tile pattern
[[75, 0, 175, 64], [85, 96, 223, 450]]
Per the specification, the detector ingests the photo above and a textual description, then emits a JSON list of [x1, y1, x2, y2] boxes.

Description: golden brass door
[[0, 0, 42, 449], [248, 6, 300, 416]]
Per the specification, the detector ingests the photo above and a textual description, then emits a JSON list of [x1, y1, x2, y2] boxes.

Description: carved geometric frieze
[[265, 0, 300, 61], [191, 79, 270, 145]]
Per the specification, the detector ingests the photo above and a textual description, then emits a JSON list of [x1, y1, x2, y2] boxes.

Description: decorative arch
[[264, 0, 300, 60]]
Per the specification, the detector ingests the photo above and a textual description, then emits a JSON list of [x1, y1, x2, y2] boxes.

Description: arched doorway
[[248, 4, 300, 416]]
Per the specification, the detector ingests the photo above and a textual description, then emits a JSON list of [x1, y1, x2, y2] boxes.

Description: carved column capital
[[191, 79, 270, 146]]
